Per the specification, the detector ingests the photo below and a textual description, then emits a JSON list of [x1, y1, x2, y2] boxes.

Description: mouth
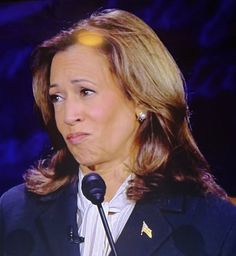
[[66, 132, 90, 145]]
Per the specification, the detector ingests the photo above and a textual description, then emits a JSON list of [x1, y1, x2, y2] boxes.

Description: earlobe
[[135, 103, 147, 122], [136, 111, 147, 122]]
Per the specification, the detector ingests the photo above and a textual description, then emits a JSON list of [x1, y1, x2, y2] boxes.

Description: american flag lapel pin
[[141, 221, 153, 238]]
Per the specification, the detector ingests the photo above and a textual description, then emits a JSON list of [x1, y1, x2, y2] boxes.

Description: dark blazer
[[1, 179, 236, 256]]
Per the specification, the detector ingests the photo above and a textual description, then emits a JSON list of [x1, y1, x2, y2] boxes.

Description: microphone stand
[[97, 203, 118, 256], [81, 173, 118, 256]]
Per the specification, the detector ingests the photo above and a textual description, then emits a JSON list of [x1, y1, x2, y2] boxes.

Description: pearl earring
[[137, 112, 147, 122]]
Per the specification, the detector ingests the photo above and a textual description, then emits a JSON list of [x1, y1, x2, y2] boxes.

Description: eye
[[49, 94, 63, 103], [80, 88, 95, 97]]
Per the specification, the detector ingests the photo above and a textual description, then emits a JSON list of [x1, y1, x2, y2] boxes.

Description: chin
[[74, 156, 96, 168]]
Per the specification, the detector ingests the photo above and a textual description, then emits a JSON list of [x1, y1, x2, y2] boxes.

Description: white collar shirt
[[77, 171, 135, 256]]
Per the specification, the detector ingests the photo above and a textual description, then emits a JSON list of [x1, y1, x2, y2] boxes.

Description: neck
[[80, 162, 131, 201]]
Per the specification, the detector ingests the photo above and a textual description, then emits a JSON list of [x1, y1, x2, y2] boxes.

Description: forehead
[[51, 44, 109, 69], [49, 44, 127, 97], [50, 44, 112, 81]]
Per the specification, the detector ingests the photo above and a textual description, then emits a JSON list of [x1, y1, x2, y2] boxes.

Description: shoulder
[[163, 193, 236, 229], [191, 194, 236, 254], [0, 177, 78, 207], [190, 193, 236, 221], [151, 193, 236, 238], [1, 183, 25, 196], [194, 194, 236, 235], [152, 192, 236, 216], [0, 184, 34, 220], [175, 193, 236, 254], [154, 193, 236, 255], [0, 184, 27, 234], [0, 184, 27, 207]]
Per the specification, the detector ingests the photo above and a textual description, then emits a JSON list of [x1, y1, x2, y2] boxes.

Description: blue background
[[0, 0, 235, 196]]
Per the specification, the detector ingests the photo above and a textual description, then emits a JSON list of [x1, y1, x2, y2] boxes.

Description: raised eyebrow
[[49, 79, 96, 88], [71, 79, 96, 86], [49, 83, 58, 89]]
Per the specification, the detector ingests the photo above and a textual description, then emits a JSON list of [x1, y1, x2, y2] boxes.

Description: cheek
[[92, 98, 137, 137], [89, 97, 117, 123], [54, 110, 65, 134]]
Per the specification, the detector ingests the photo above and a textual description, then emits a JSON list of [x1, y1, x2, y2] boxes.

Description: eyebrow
[[49, 79, 96, 88], [49, 83, 58, 88], [71, 79, 96, 85]]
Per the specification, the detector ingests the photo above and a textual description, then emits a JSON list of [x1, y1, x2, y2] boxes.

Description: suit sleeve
[[0, 194, 5, 256], [221, 218, 236, 256]]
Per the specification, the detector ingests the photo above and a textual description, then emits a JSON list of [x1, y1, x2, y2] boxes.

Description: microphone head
[[81, 173, 106, 205]]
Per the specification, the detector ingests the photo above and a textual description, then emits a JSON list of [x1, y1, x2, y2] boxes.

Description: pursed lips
[[66, 132, 90, 144]]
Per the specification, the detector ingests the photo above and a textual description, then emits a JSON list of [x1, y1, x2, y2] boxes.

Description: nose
[[63, 99, 83, 125]]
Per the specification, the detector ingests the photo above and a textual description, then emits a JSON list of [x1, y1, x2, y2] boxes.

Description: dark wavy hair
[[24, 9, 226, 199]]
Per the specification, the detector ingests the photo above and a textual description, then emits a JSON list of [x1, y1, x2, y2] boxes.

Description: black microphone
[[82, 173, 118, 256], [68, 225, 85, 244]]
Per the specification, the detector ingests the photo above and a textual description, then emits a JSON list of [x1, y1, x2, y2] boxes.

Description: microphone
[[82, 173, 118, 256], [68, 225, 85, 244]]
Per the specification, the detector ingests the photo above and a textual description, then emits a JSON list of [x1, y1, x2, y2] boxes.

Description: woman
[[0, 9, 236, 256]]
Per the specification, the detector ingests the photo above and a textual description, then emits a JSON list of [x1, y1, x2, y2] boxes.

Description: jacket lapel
[[111, 195, 185, 256], [34, 178, 186, 256], [35, 179, 80, 256]]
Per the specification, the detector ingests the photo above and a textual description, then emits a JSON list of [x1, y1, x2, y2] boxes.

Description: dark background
[[0, 0, 235, 196]]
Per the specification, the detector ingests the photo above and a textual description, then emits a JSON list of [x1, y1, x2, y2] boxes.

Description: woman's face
[[49, 44, 140, 171]]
